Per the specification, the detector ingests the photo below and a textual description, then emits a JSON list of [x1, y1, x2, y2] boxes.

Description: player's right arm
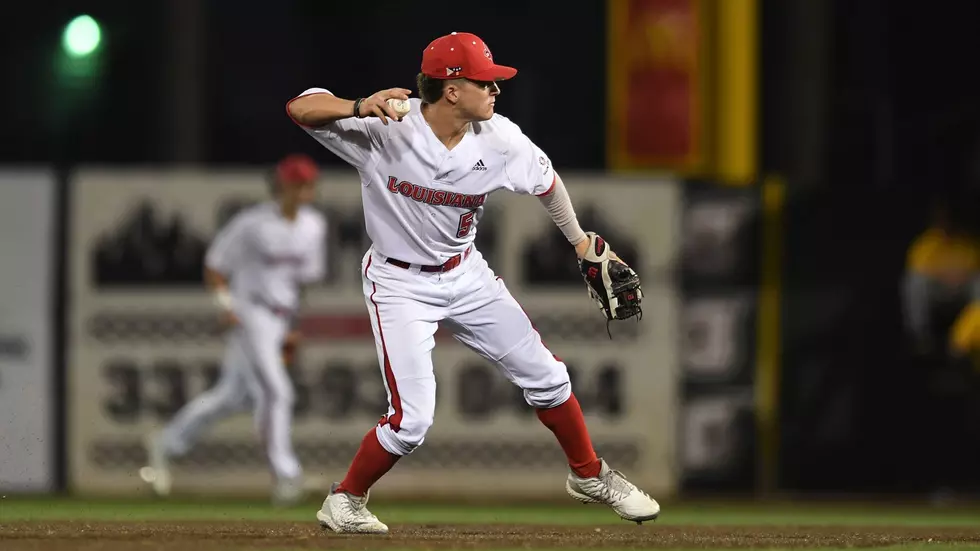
[[287, 87, 411, 127], [204, 267, 238, 326], [204, 212, 252, 326], [286, 87, 412, 171]]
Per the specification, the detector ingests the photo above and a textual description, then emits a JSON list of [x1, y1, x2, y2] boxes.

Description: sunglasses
[[466, 79, 500, 92]]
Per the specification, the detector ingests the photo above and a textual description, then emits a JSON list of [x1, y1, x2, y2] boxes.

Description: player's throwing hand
[[355, 88, 413, 124]]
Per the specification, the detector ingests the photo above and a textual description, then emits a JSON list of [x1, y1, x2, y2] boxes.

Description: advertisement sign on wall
[[678, 183, 760, 491], [67, 169, 682, 499]]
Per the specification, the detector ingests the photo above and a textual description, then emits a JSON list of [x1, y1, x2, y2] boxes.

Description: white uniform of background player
[[287, 32, 660, 534], [142, 154, 327, 506]]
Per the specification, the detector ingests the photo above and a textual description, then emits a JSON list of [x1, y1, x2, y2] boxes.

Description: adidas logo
[[471, 159, 487, 171]]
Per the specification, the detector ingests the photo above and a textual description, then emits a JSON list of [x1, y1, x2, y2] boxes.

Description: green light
[[62, 15, 101, 58]]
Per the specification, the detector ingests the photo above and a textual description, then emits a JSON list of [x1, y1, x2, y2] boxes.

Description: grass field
[[3, 496, 980, 550]]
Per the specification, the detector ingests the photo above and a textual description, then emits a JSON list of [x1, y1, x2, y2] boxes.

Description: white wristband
[[212, 288, 233, 310]]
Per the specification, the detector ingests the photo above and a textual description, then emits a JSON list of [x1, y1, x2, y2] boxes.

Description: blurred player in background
[[903, 199, 980, 500], [902, 200, 980, 356], [141, 154, 328, 506]]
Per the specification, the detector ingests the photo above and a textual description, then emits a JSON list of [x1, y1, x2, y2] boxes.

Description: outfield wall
[[0, 170, 58, 492], [62, 169, 684, 499]]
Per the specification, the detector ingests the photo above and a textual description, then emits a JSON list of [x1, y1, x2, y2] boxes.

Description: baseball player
[[287, 32, 656, 534], [141, 154, 328, 507]]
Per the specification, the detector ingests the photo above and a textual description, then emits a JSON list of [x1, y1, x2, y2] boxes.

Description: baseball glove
[[578, 232, 643, 336]]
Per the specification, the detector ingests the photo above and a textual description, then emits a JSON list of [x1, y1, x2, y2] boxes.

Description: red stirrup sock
[[536, 393, 602, 478], [334, 428, 400, 496]]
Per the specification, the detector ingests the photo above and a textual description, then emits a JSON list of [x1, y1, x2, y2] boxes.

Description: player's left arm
[[204, 212, 252, 326], [536, 172, 589, 255], [502, 128, 587, 254], [505, 127, 642, 323]]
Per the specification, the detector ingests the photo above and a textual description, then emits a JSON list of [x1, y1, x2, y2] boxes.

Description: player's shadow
[[520, 206, 639, 287], [93, 201, 209, 287]]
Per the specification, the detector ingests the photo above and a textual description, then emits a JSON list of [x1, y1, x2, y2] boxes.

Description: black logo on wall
[[0, 334, 30, 391], [0, 334, 30, 359], [521, 206, 639, 286], [92, 198, 502, 288], [94, 201, 210, 287]]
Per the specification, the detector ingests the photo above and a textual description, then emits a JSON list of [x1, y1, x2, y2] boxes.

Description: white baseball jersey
[[205, 201, 327, 311], [292, 88, 555, 265]]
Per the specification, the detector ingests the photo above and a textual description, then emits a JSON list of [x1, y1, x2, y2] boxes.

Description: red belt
[[385, 247, 472, 273], [250, 296, 294, 318]]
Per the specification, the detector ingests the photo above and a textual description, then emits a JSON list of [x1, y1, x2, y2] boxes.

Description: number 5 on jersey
[[457, 209, 477, 238]]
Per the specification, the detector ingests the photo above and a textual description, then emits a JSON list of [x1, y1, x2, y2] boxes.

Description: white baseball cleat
[[139, 432, 172, 497], [316, 482, 389, 534], [565, 458, 661, 524]]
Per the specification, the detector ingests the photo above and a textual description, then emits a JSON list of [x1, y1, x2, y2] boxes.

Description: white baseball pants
[[160, 300, 302, 481], [362, 246, 572, 456]]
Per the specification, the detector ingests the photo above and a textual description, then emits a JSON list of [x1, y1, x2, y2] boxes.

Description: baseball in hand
[[387, 98, 411, 117]]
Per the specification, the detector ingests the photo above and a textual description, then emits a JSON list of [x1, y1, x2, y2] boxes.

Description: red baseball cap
[[421, 32, 517, 81], [275, 154, 318, 185]]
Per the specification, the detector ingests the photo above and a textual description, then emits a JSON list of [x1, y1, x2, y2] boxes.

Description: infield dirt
[[3, 521, 980, 550]]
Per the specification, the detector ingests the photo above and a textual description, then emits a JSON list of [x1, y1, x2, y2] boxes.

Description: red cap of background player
[[421, 32, 517, 81], [276, 154, 318, 185]]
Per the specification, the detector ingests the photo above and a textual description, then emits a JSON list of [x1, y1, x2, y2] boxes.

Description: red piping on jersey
[[535, 173, 557, 197], [285, 92, 333, 129], [366, 255, 403, 432]]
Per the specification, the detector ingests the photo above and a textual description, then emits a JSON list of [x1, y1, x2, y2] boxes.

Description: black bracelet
[[352, 97, 365, 118]]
